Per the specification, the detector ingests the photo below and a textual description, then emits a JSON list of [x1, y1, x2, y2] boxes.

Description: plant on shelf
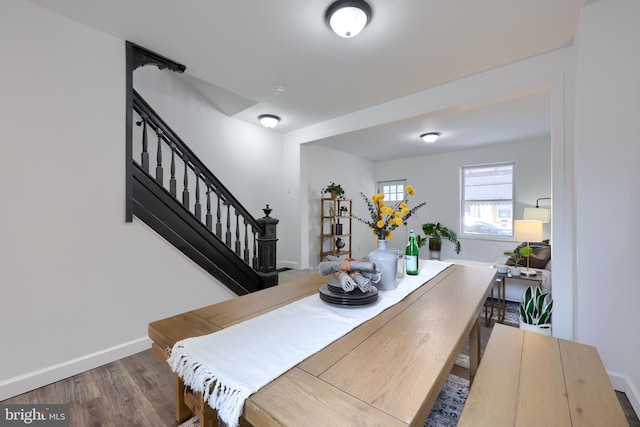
[[503, 249, 523, 267], [504, 246, 534, 276], [340, 206, 349, 216], [420, 222, 461, 255], [520, 286, 553, 326], [321, 181, 345, 199]]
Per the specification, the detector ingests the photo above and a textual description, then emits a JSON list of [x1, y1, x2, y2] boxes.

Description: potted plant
[[519, 286, 553, 335], [321, 182, 345, 199], [503, 249, 523, 276], [340, 206, 349, 216], [420, 222, 461, 260]]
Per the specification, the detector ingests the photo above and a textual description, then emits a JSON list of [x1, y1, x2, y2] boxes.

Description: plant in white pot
[[503, 249, 523, 276], [519, 286, 553, 335]]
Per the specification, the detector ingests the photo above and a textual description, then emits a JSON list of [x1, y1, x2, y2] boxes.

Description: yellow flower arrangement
[[353, 185, 426, 241]]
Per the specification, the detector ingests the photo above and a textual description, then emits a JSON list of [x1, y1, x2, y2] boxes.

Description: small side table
[[484, 271, 543, 326]]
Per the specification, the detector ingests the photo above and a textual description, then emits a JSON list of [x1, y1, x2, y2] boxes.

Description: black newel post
[[256, 204, 279, 288]]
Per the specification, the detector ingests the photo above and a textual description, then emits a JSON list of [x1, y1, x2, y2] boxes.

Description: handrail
[[132, 89, 263, 233]]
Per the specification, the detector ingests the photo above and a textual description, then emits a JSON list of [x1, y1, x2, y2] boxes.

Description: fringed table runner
[[168, 261, 452, 427]]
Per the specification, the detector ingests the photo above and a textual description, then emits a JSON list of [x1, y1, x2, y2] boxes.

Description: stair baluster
[[182, 158, 189, 208], [243, 220, 250, 263], [169, 143, 177, 197], [205, 188, 213, 231], [216, 194, 222, 238], [194, 169, 201, 220], [235, 211, 241, 255], [155, 129, 163, 185], [138, 113, 149, 172], [225, 203, 232, 246]]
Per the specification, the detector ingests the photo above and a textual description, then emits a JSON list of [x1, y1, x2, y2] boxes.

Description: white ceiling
[[27, 0, 586, 161]]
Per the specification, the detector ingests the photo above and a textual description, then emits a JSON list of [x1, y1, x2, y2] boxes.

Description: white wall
[[304, 144, 376, 266], [0, 0, 252, 400], [304, 137, 550, 266], [375, 138, 551, 261], [573, 0, 640, 413]]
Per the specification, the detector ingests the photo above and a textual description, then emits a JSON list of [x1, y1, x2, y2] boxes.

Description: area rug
[[423, 374, 470, 427], [178, 373, 470, 427], [485, 298, 520, 325]]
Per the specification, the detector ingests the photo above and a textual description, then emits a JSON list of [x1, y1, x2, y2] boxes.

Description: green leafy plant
[[420, 222, 461, 254], [503, 249, 523, 267], [504, 246, 532, 268], [321, 182, 345, 198], [520, 286, 553, 325]]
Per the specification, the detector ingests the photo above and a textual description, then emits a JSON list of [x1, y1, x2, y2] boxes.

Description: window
[[378, 180, 406, 202], [378, 180, 408, 241], [461, 163, 514, 237]]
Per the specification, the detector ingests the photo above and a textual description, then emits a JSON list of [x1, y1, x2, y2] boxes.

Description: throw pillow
[[505, 245, 551, 269]]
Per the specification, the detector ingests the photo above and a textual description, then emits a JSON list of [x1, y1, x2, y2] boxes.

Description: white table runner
[[168, 261, 452, 427]]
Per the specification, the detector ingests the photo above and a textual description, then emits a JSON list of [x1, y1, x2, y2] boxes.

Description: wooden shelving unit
[[320, 197, 352, 262]]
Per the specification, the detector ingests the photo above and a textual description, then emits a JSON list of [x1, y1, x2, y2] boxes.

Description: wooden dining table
[[148, 263, 496, 427]]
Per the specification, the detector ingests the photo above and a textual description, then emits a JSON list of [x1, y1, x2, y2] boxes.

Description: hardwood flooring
[[2, 349, 177, 427], [3, 273, 639, 426]]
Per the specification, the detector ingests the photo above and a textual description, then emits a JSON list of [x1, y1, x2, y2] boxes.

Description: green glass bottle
[[405, 229, 419, 275]]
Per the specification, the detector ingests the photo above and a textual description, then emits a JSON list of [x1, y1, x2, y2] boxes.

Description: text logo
[[0, 405, 69, 427]]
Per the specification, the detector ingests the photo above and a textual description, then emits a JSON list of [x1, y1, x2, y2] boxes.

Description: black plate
[[319, 284, 378, 306]]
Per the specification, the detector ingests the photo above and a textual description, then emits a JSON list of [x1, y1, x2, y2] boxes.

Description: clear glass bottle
[[405, 229, 419, 275]]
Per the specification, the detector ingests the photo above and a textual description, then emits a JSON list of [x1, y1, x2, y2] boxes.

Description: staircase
[[125, 42, 278, 295]]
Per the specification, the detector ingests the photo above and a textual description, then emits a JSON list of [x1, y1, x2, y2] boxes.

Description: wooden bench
[[457, 323, 628, 426]]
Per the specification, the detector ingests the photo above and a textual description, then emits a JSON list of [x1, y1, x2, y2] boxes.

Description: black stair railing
[[131, 90, 279, 291], [133, 90, 261, 264], [125, 41, 278, 294]]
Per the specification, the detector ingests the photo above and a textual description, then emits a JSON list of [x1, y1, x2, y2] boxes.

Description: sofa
[[446, 244, 552, 303]]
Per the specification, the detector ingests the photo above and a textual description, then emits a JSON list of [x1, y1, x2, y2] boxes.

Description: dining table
[[148, 262, 496, 427]]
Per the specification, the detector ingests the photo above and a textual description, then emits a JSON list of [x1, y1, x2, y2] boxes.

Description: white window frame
[[460, 162, 515, 240], [378, 179, 406, 203], [377, 179, 408, 243]]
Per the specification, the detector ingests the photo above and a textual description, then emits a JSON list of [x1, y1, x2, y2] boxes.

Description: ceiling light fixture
[[258, 114, 280, 129], [325, 0, 372, 38], [420, 132, 440, 143]]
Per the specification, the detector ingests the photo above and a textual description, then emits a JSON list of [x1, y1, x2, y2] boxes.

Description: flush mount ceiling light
[[258, 114, 280, 129], [420, 132, 440, 143], [325, 0, 372, 38]]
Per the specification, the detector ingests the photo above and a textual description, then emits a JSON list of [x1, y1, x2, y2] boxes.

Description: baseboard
[[277, 260, 298, 270], [609, 370, 640, 417], [0, 337, 151, 401]]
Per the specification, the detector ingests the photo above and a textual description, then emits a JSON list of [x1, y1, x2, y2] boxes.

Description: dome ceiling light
[[420, 132, 440, 143], [258, 114, 280, 129], [325, 0, 372, 38]]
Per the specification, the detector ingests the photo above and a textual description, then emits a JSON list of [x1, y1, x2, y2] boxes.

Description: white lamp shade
[[523, 207, 550, 222], [513, 220, 543, 243]]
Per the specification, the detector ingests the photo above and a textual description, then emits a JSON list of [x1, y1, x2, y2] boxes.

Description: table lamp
[[513, 220, 543, 276]]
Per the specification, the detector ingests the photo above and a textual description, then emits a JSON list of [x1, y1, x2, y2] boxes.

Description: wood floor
[[2, 349, 177, 427]]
